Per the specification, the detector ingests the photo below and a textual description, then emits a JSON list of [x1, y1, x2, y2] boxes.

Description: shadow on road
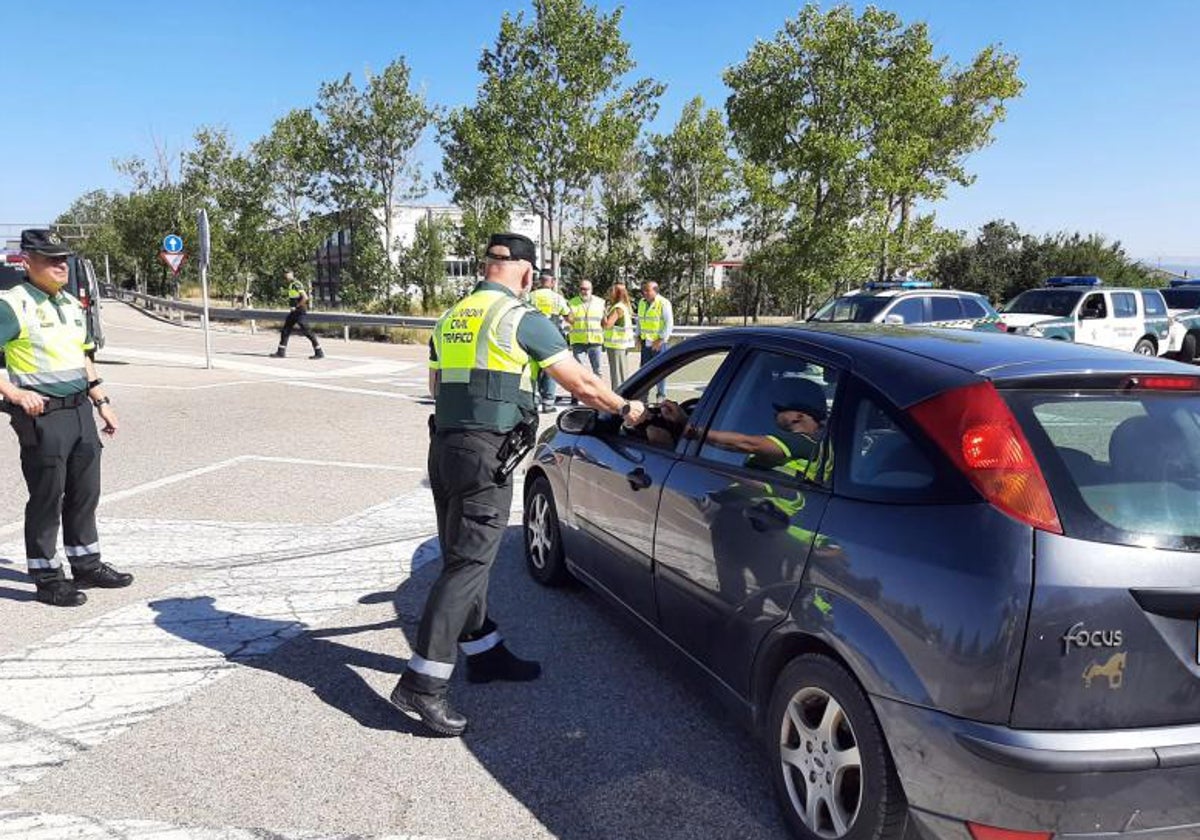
[[149, 595, 416, 733], [380, 527, 787, 840], [0, 559, 34, 603]]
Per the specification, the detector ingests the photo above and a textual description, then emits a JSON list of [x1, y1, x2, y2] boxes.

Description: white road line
[[0, 810, 447, 839], [99, 346, 416, 381], [284, 380, 429, 401]]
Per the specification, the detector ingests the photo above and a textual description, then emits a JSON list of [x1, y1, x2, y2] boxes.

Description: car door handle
[[745, 500, 789, 531], [626, 467, 652, 491]]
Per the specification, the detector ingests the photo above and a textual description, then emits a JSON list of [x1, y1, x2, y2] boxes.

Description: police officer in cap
[[390, 232, 645, 736], [0, 230, 132, 606]]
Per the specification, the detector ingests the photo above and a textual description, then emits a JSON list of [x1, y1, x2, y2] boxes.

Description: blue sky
[[5, 0, 1197, 260]]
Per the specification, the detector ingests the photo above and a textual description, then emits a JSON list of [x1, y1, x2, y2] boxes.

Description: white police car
[[1161, 279, 1200, 362], [996, 276, 1170, 356], [808, 279, 1000, 329]]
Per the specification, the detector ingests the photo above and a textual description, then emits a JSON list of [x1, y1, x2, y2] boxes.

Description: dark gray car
[[522, 323, 1200, 840]]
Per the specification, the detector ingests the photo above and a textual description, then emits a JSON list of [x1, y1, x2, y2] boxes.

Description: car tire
[[1134, 338, 1156, 356], [766, 655, 906, 840], [1183, 333, 1198, 364], [523, 475, 572, 587]]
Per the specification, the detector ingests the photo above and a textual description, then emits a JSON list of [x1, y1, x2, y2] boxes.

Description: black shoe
[[466, 644, 542, 684], [311, 348, 325, 359], [73, 562, 134, 589], [389, 682, 467, 736], [270, 349, 286, 358], [35, 579, 87, 607]]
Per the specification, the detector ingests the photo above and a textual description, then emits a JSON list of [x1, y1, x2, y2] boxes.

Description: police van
[[995, 276, 1170, 356], [0, 250, 105, 353]]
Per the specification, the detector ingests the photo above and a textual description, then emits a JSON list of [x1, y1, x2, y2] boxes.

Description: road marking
[[0, 810, 447, 839], [283, 380, 429, 401], [98, 345, 416, 381]]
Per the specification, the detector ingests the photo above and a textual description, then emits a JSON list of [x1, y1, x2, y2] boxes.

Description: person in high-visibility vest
[[270, 271, 324, 359], [0, 230, 132, 607], [527, 271, 572, 412], [601, 279, 634, 389], [389, 232, 645, 736], [636, 281, 673, 400], [567, 280, 606, 396]]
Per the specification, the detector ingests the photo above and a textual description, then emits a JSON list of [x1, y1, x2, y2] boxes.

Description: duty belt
[[0, 391, 86, 414]]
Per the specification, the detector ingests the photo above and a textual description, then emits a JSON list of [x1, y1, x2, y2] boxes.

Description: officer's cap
[[486, 232, 538, 273], [21, 229, 73, 258], [772, 376, 827, 421]]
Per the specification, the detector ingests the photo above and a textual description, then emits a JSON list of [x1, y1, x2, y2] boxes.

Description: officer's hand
[[623, 399, 647, 425], [98, 404, 119, 437], [13, 389, 46, 417], [652, 340, 663, 351]]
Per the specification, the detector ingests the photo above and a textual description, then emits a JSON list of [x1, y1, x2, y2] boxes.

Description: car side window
[[696, 351, 838, 486], [930, 296, 964, 321], [1141, 291, 1167, 318], [627, 349, 730, 450], [1112, 292, 1137, 319], [848, 396, 935, 491], [960, 297, 987, 319], [886, 297, 925, 324], [1081, 293, 1107, 319]]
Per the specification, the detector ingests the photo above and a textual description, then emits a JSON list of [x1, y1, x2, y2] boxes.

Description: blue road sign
[[163, 235, 184, 254]]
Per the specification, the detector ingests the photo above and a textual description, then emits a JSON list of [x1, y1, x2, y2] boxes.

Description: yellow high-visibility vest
[[0, 283, 90, 394], [529, 288, 568, 319], [569, 296, 605, 345], [431, 286, 538, 431], [638, 297, 666, 341], [603, 301, 634, 349]]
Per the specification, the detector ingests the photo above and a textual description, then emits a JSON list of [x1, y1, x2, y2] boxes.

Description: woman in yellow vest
[[601, 279, 634, 388]]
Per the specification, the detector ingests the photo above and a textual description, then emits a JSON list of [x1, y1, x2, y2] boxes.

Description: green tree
[[441, 0, 662, 273], [403, 214, 448, 312]]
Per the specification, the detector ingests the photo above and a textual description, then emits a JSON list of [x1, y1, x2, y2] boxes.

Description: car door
[[1076, 292, 1109, 347], [1140, 290, 1170, 352], [881, 295, 926, 325], [1108, 291, 1140, 351], [653, 346, 842, 693], [565, 346, 735, 622]]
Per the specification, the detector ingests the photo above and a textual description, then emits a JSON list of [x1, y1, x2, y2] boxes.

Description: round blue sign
[[163, 235, 184, 254]]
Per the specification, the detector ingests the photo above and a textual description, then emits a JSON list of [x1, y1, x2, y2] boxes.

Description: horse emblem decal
[[1083, 652, 1126, 690]]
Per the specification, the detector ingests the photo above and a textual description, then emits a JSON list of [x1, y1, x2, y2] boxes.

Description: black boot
[[32, 570, 87, 607], [72, 562, 134, 589], [389, 682, 467, 736], [466, 643, 542, 684], [310, 347, 325, 359], [270, 347, 286, 358]]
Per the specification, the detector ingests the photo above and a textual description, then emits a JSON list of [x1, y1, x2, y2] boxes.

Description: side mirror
[[557, 406, 598, 435], [883, 314, 905, 325]]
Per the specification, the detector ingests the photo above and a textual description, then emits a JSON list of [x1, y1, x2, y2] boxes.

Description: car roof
[[841, 287, 983, 300], [683, 323, 1191, 409]]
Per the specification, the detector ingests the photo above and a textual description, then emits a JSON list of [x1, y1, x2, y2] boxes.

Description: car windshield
[[1001, 289, 1083, 317], [1161, 289, 1200, 311], [1006, 389, 1200, 551], [809, 295, 889, 323]]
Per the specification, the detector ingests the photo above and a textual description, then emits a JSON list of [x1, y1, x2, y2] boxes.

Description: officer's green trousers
[[403, 428, 512, 694], [10, 401, 103, 580]]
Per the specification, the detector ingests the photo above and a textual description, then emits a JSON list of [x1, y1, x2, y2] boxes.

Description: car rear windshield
[[1004, 389, 1200, 550], [809, 295, 889, 323], [1162, 288, 1200, 311], [1001, 289, 1083, 317]]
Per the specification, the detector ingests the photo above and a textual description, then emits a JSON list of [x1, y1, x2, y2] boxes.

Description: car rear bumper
[[873, 696, 1200, 838]]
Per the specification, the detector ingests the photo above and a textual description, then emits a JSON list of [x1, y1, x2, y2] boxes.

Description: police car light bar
[[1169, 279, 1200, 287], [1045, 276, 1102, 287], [863, 279, 934, 290]]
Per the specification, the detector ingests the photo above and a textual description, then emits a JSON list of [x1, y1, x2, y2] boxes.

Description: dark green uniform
[[399, 280, 569, 696]]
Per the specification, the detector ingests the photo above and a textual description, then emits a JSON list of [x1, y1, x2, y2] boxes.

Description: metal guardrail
[[107, 288, 726, 338]]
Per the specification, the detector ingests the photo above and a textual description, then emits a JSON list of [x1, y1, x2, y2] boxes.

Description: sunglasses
[[34, 254, 70, 265]]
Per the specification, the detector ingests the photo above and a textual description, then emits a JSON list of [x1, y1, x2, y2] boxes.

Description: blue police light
[[1045, 275, 1103, 287], [1169, 279, 1200, 287], [863, 279, 934, 291]]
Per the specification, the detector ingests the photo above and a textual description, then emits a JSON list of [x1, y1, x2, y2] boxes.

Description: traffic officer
[[270, 271, 324, 359], [390, 232, 645, 736], [637, 281, 673, 400], [0, 230, 132, 606], [527, 271, 571, 412], [568, 280, 606, 384]]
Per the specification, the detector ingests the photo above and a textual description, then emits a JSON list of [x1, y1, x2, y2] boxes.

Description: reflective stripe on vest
[[569, 297, 605, 345], [1, 285, 88, 391], [603, 301, 634, 349], [638, 297, 665, 340], [432, 288, 536, 431], [287, 282, 304, 302]]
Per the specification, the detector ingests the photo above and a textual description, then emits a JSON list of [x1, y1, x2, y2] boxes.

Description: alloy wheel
[[779, 686, 862, 838], [526, 492, 552, 571]]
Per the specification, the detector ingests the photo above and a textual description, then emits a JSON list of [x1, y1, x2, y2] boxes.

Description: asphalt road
[[0, 301, 789, 839]]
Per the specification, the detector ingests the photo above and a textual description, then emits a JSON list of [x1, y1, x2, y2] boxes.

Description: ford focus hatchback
[[523, 323, 1200, 840]]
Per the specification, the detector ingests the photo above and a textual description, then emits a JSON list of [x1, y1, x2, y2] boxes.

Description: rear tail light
[[909, 381, 1062, 533], [967, 824, 1053, 840]]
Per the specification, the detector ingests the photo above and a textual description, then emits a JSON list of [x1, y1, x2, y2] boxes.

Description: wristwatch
[[619, 401, 632, 418], [93, 396, 111, 408]]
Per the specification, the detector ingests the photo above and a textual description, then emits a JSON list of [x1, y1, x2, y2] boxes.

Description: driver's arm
[[703, 429, 788, 460]]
